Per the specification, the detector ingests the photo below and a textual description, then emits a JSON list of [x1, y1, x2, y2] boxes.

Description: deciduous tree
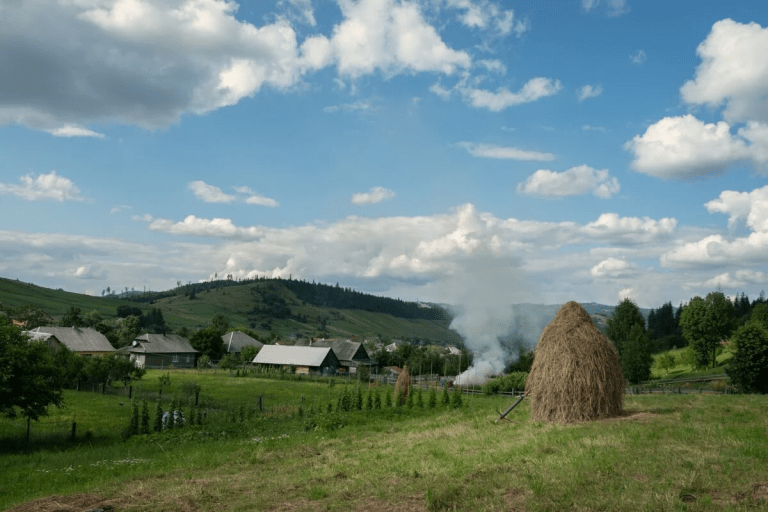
[[680, 292, 736, 368], [0, 318, 65, 438], [726, 322, 768, 394]]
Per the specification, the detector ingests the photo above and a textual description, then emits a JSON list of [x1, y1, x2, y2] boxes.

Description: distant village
[[18, 322, 465, 378]]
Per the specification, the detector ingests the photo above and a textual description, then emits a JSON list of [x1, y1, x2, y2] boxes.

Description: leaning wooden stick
[[495, 392, 528, 423]]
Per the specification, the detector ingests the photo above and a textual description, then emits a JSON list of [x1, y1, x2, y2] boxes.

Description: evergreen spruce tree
[[385, 389, 393, 408], [355, 387, 363, 410], [140, 400, 150, 434], [416, 388, 424, 408], [366, 390, 373, 410], [428, 388, 437, 408], [129, 400, 139, 436], [442, 386, 450, 406], [622, 324, 653, 384], [373, 390, 382, 409], [606, 298, 646, 359], [153, 401, 163, 432], [405, 386, 414, 409], [327, 401, 333, 413], [451, 387, 463, 409]]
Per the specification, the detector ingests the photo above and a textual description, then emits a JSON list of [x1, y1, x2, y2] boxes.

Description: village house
[[294, 338, 375, 374], [121, 333, 197, 369], [252, 345, 340, 375], [221, 330, 263, 355], [23, 326, 116, 356]]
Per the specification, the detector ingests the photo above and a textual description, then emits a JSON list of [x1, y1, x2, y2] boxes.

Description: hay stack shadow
[[525, 301, 625, 423]]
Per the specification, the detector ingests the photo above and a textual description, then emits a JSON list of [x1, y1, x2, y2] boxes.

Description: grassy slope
[[2, 370, 767, 511], [0, 277, 462, 343]]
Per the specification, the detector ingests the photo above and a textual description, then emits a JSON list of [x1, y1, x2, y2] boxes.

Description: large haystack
[[525, 301, 625, 423], [394, 365, 412, 406]]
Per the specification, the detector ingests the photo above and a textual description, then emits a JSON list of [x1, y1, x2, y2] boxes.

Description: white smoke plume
[[438, 254, 541, 386]]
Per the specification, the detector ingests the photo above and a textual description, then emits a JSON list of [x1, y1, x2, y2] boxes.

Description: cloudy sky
[[1, 0, 767, 309]]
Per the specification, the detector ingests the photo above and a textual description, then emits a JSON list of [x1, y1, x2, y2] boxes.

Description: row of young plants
[[301, 384, 464, 432]]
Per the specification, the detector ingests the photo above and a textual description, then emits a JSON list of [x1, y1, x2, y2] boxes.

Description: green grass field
[[2, 370, 767, 511]]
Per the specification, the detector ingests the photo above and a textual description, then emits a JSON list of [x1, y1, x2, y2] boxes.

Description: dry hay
[[525, 301, 625, 423], [394, 365, 412, 406]]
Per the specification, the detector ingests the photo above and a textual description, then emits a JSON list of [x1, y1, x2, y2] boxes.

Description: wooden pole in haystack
[[394, 365, 412, 406]]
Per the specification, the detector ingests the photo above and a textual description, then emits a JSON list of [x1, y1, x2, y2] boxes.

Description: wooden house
[[252, 345, 339, 375], [23, 326, 115, 356]]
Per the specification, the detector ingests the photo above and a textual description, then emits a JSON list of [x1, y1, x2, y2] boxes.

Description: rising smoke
[[438, 254, 555, 385]]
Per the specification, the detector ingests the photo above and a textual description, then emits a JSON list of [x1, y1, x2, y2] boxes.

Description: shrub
[[442, 386, 450, 406], [416, 388, 424, 408], [428, 388, 437, 408], [374, 390, 382, 409], [385, 390, 392, 408], [481, 373, 528, 395], [365, 390, 373, 410]]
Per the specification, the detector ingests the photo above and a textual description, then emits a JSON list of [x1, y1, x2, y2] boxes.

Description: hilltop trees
[[680, 292, 736, 368]]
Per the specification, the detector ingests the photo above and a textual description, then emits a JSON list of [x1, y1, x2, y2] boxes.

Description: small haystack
[[525, 301, 625, 423], [394, 365, 412, 405]]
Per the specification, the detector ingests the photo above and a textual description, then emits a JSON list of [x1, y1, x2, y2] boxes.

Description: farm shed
[[221, 330, 263, 355], [252, 345, 340, 375], [124, 334, 198, 369], [23, 326, 116, 356], [294, 338, 375, 373]]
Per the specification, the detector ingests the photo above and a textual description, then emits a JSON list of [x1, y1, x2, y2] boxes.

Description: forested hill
[[279, 279, 447, 321], [125, 277, 449, 323]]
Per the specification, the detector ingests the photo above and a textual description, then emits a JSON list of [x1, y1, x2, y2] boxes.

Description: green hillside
[[0, 277, 462, 344]]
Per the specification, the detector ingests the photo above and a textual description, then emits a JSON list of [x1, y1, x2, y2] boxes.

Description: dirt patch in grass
[[753, 482, 768, 503], [600, 410, 655, 422], [502, 488, 526, 511], [7, 493, 123, 512]]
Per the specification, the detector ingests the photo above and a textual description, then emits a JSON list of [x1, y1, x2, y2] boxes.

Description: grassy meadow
[[1, 370, 767, 511]]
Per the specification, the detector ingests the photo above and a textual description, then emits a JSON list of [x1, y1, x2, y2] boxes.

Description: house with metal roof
[[122, 334, 197, 369], [23, 326, 116, 356], [221, 331, 263, 355], [252, 345, 339, 375], [294, 338, 375, 374]]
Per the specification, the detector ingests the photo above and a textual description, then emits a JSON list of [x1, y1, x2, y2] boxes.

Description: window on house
[[172, 354, 179, 363]]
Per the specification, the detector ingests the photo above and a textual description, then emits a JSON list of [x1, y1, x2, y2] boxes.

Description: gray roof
[[252, 345, 339, 367], [23, 326, 115, 353], [222, 331, 264, 353], [130, 334, 197, 354], [294, 338, 370, 362]]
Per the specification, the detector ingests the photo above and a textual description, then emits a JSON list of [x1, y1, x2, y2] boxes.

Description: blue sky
[[1, 0, 767, 309]]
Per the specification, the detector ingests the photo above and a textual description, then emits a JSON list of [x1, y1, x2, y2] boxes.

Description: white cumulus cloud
[[625, 115, 768, 179], [0, 171, 84, 202], [577, 84, 603, 101], [458, 142, 555, 161], [351, 187, 396, 205], [517, 165, 620, 198], [459, 77, 563, 111], [680, 19, 768, 124], [590, 257, 639, 278]]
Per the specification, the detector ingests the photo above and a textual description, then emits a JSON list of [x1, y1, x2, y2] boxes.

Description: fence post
[[71, 422, 77, 440], [195, 391, 199, 406], [129, 386, 133, 399], [26, 417, 31, 445]]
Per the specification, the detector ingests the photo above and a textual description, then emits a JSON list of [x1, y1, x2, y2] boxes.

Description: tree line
[[606, 290, 768, 392]]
